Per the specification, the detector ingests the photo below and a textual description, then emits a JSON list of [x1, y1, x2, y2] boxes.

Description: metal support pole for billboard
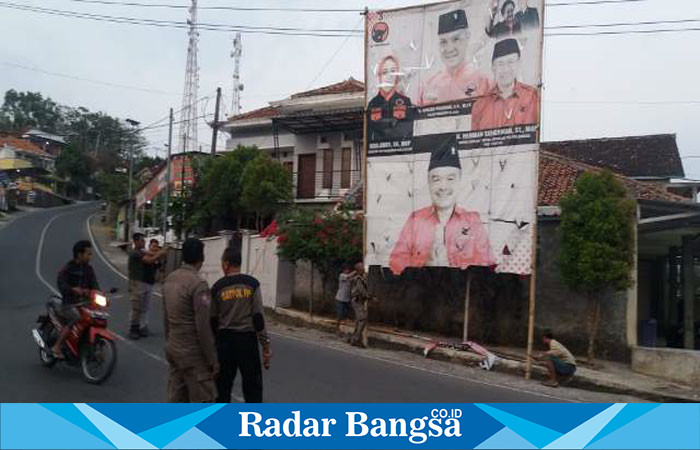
[[462, 270, 472, 343], [525, 0, 547, 380], [163, 108, 173, 244], [361, 7, 369, 265]]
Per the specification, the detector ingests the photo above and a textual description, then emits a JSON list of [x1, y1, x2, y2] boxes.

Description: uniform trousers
[[166, 356, 216, 403], [215, 330, 263, 403]]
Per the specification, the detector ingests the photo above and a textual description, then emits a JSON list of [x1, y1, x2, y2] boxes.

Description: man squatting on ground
[[537, 330, 577, 388]]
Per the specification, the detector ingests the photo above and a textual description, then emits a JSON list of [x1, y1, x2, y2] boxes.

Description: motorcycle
[[32, 289, 118, 384]]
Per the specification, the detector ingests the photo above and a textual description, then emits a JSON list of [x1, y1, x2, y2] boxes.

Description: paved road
[[0, 203, 639, 403]]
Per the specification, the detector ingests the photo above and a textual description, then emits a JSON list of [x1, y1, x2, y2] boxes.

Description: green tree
[[241, 154, 293, 230], [559, 170, 636, 363], [188, 146, 260, 230], [56, 144, 91, 197], [1, 90, 147, 200], [276, 206, 363, 314], [0, 90, 64, 132]]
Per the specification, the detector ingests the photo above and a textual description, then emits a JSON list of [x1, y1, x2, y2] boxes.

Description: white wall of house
[[0, 146, 17, 159], [224, 126, 359, 203]]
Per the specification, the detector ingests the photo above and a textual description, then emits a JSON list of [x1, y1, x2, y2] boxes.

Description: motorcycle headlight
[[94, 293, 108, 307]]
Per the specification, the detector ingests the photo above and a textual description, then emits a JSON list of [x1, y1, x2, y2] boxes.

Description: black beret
[[492, 38, 521, 61], [438, 9, 468, 35], [428, 135, 461, 171]]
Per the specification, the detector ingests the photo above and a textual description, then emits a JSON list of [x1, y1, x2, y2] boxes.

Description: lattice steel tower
[[178, 0, 199, 153], [231, 32, 243, 116]]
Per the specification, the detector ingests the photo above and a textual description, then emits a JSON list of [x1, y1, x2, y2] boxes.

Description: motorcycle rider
[[52, 240, 100, 358]]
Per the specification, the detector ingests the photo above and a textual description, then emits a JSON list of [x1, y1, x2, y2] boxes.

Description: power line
[[546, 99, 700, 105], [547, 18, 700, 30], [306, 16, 364, 89], [547, 0, 648, 6], [0, 2, 363, 36], [546, 27, 700, 36], [0, 60, 181, 95], [52, 0, 362, 13]]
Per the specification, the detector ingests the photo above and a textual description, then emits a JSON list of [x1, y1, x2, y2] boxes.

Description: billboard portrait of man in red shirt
[[471, 38, 539, 131], [389, 137, 495, 275]]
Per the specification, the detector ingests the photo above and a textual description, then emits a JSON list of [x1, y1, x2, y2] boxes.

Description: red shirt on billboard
[[471, 37, 539, 131], [419, 9, 491, 105], [471, 81, 538, 130], [388, 137, 494, 275], [389, 205, 494, 275]]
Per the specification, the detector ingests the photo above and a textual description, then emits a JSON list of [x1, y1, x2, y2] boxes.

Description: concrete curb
[[268, 307, 699, 403]]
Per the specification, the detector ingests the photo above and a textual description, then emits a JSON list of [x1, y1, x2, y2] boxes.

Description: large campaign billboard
[[365, 0, 543, 276]]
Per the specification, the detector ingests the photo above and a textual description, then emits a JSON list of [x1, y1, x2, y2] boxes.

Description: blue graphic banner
[[1, 403, 699, 449]]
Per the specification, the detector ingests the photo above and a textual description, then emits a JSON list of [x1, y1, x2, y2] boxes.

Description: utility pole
[[163, 108, 173, 243], [125, 118, 140, 241], [210, 87, 222, 155]]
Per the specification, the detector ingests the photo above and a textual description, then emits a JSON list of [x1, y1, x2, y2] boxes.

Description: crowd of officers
[[126, 233, 373, 403]]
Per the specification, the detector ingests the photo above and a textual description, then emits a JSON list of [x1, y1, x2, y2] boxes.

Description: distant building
[[21, 129, 68, 158], [220, 78, 364, 205]]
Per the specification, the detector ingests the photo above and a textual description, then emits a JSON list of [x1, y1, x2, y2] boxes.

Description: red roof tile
[[0, 136, 54, 158], [291, 78, 364, 99], [539, 151, 685, 206], [227, 105, 280, 123]]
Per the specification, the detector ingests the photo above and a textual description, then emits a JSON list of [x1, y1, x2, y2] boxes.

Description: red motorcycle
[[32, 289, 118, 384]]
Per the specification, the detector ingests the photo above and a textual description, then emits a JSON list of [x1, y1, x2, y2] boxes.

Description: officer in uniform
[[389, 136, 494, 275], [162, 238, 218, 403], [367, 55, 415, 143], [210, 246, 271, 403], [420, 9, 491, 105], [471, 38, 539, 131]]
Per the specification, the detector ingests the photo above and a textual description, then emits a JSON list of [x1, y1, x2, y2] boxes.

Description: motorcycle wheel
[[80, 336, 117, 384], [38, 323, 56, 368]]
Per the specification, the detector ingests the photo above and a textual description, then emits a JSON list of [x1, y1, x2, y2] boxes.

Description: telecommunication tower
[[178, 0, 199, 154], [231, 33, 243, 116]]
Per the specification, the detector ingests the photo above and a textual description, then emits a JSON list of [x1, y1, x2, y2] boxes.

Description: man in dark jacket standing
[[162, 238, 218, 403], [211, 246, 271, 403]]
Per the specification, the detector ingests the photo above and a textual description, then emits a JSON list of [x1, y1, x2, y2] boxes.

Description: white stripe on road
[[86, 213, 128, 281]]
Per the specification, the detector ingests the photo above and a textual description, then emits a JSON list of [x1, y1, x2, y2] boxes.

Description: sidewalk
[[268, 308, 700, 403], [86, 215, 698, 403], [89, 212, 128, 276]]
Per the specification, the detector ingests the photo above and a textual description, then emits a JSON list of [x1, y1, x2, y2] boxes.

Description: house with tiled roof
[[221, 78, 364, 205], [0, 134, 56, 173]]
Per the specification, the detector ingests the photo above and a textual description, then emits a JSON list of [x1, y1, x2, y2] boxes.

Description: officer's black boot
[[128, 324, 141, 340]]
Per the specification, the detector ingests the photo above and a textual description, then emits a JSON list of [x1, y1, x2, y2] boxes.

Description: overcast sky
[[2, 0, 699, 176]]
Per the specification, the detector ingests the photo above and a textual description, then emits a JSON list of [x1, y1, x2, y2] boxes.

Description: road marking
[[86, 213, 128, 281], [35, 213, 67, 296], [269, 330, 576, 403]]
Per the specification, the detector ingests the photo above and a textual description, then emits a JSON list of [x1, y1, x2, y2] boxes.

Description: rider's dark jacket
[[57, 260, 100, 305]]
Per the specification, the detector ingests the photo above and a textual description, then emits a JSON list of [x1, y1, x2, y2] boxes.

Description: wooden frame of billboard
[[525, 0, 547, 380], [362, 1, 545, 376]]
